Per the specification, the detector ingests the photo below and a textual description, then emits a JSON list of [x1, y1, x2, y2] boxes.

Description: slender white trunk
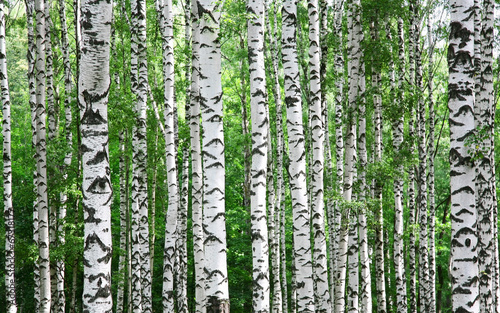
[[177, 148, 189, 313], [1, 1, 17, 311], [35, 0, 51, 310], [427, 13, 436, 313], [264, 1, 283, 311], [282, 0, 315, 311], [26, 1, 40, 310], [307, 0, 330, 311], [448, 1, 479, 312], [248, 1, 270, 310], [79, 0, 113, 310], [190, 1, 205, 312], [393, 17, 407, 313], [408, 2, 417, 310], [476, 0, 495, 312], [198, 1, 230, 310], [116, 131, 128, 313]]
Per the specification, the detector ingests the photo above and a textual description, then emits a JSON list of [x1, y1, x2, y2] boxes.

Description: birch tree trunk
[[307, 0, 331, 311], [25, 1, 40, 310], [476, 0, 495, 312], [178, 148, 189, 313], [264, 1, 283, 311], [198, 1, 230, 311], [247, 1, 270, 310], [35, 0, 52, 310], [414, 4, 429, 310], [332, 1, 345, 311], [1, 0, 17, 311], [130, 0, 152, 309], [282, 0, 315, 311], [448, 1, 479, 312], [407, 2, 417, 310], [116, 131, 128, 313], [393, 17, 407, 313], [158, 0, 180, 310], [79, 0, 113, 310], [57, 0, 73, 309], [190, 1, 205, 311], [427, 13, 436, 313], [370, 18, 384, 313]]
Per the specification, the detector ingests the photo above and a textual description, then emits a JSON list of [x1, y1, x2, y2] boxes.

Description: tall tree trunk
[[332, 1, 345, 312], [282, 0, 315, 311], [247, 1, 270, 310], [57, 0, 73, 309], [476, 0, 495, 312], [116, 131, 128, 313], [177, 148, 189, 313], [130, 0, 152, 309], [370, 17, 384, 313], [393, 17, 407, 313], [1, 0, 17, 311], [448, 0, 479, 312], [26, 1, 41, 310], [198, 1, 230, 311], [407, 2, 417, 310], [190, 1, 205, 311], [79, 0, 113, 310], [414, 3, 429, 311], [264, 1, 283, 311], [157, 0, 179, 310], [427, 13, 436, 313], [35, 0, 52, 310], [307, 0, 331, 311]]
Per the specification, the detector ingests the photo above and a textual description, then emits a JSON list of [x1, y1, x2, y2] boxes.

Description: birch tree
[[190, 1, 205, 311], [393, 17, 407, 313], [307, 0, 331, 311], [247, 2, 271, 311], [35, 0, 51, 310], [1, 0, 17, 311], [282, 0, 315, 310], [130, 0, 152, 309], [476, 0, 495, 312], [79, 0, 113, 310], [448, 0, 479, 312], [198, 1, 230, 310]]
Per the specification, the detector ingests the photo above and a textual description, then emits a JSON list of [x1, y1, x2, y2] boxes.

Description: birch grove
[[0, 0, 500, 313]]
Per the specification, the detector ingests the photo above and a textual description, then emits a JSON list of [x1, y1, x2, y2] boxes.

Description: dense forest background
[[0, 0, 500, 312]]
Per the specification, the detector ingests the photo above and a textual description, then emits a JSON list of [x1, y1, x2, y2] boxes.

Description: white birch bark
[[35, 0, 51, 310], [198, 1, 230, 310], [26, 0, 40, 309], [369, 18, 384, 313], [178, 148, 189, 313], [190, 1, 205, 311], [308, 0, 330, 311], [116, 131, 127, 313], [130, 0, 152, 309], [332, 1, 345, 312], [393, 17, 407, 313], [1, 0, 17, 311], [448, 1, 479, 312], [79, 0, 113, 310], [282, 0, 315, 311], [414, 5, 429, 310], [427, 13, 436, 313], [408, 2, 417, 310], [264, 1, 283, 311], [476, 0, 495, 312], [248, 1, 270, 310], [158, 0, 179, 310], [57, 0, 73, 310]]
